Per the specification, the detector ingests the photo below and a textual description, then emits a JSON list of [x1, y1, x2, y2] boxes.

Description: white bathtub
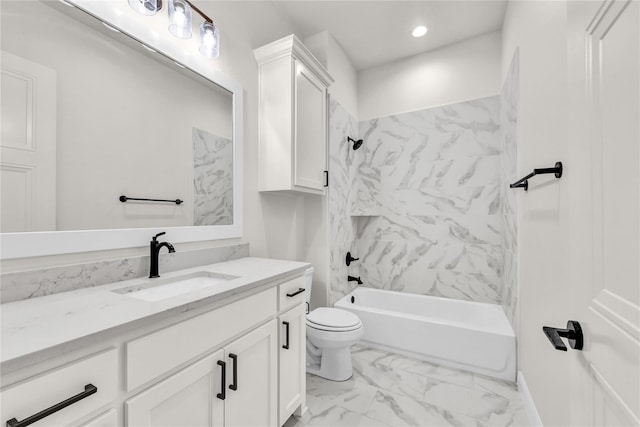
[[335, 287, 516, 381]]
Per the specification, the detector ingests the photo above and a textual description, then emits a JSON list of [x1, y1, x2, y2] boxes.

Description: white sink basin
[[112, 271, 239, 302]]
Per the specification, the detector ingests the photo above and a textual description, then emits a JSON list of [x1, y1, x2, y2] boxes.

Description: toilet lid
[[307, 308, 361, 330]]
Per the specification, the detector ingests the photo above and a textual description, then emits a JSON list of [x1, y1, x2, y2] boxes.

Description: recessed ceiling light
[[412, 26, 428, 38]]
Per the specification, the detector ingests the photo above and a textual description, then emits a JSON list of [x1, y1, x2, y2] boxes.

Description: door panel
[[125, 350, 224, 427], [294, 60, 326, 192], [224, 320, 277, 427], [0, 51, 56, 232], [568, 1, 640, 425]]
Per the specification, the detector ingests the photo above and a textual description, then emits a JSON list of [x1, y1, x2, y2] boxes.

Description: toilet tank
[[304, 267, 314, 304]]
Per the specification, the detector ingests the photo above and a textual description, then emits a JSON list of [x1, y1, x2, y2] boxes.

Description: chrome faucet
[[149, 232, 175, 278]]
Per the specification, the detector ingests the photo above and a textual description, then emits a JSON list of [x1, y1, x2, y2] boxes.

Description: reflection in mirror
[[0, 0, 233, 233]]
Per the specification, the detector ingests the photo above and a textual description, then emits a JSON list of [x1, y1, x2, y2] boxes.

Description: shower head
[[347, 136, 363, 151]]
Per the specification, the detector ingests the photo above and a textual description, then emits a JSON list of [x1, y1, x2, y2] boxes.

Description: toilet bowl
[[304, 268, 364, 381]]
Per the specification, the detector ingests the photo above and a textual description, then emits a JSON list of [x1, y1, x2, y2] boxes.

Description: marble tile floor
[[284, 344, 529, 427]]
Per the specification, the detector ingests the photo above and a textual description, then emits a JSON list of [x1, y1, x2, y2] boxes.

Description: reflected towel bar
[[509, 162, 563, 191], [119, 195, 183, 205]]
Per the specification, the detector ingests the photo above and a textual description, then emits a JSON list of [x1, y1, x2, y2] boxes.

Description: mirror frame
[[0, 0, 243, 259]]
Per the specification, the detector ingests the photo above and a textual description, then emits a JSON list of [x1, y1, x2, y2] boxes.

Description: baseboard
[[518, 371, 544, 426]]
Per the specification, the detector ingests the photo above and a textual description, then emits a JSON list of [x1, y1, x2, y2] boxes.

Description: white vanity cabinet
[[126, 320, 277, 427], [277, 277, 307, 425], [0, 349, 118, 427], [1, 266, 307, 427], [254, 35, 333, 195]]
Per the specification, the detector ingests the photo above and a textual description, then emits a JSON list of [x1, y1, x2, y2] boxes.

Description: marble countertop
[[1, 257, 310, 368]]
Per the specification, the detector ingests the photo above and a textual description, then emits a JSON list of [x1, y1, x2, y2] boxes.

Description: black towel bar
[[509, 162, 563, 191], [119, 195, 183, 205]]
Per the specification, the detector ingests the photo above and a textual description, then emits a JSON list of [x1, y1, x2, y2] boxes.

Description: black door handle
[[216, 360, 226, 400], [6, 384, 97, 427], [543, 320, 583, 351], [283, 321, 290, 349], [229, 353, 238, 391]]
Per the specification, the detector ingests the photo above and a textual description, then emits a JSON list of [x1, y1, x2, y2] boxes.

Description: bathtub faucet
[[348, 275, 363, 285]]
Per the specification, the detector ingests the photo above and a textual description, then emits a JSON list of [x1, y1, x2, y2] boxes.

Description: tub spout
[[348, 275, 363, 285]]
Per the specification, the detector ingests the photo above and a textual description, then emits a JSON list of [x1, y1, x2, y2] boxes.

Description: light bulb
[[412, 26, 428, 38], [168, 0, 192, 39], [199, 22, 220, 58]]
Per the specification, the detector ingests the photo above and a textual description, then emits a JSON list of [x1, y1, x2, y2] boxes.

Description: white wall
[[358, 31, 502, 120], [501, 2, 571, 425], [305, 32, 359, 119]]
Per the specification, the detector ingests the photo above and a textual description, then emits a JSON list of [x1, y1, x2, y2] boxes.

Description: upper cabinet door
[[294, 60, 327, 192]]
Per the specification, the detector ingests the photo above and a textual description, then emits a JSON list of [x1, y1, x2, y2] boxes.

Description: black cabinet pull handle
[[323, 171, 329, 187], [283, 321, 290, 350], [229, 353, 238, 391], [543, 320, 583, 351], [286, 288, 305, 298], [216, 360, 226, 400], [6, 384, 97, 427]]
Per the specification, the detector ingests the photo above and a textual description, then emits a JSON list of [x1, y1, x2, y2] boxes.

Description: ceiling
[[271, 1, 507, 71]]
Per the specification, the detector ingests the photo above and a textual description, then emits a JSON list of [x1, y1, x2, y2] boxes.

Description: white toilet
[[304, 268, 364, 381]]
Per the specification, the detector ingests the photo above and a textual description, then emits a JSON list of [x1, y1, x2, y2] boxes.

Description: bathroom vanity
[[0, 258, 308, 427]]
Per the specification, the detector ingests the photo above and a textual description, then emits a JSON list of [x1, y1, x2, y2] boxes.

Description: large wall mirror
[[0, 0, 244, 259]]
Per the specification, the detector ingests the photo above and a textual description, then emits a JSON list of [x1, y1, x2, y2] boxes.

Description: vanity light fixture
[[128, 0, 161, 16], [128, 0, 220, 57], [412, 25, 428, 37], [168, 0, 192, 39]]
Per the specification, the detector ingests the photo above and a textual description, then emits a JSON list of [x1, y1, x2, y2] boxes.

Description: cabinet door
[[224, 320, 277, 427], [293, 60, 327, 193], [125, 350, 224, 427], [278, 304, 306, 425]]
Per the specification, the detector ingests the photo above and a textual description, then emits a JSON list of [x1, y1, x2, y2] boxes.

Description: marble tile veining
[[193, 127, 233, 226], [0, 243, 249, 303], [328, 97, 361, 305], [499, 51, 519, 332], [286, 344, 528, 427], [353, 96, 504, 305]]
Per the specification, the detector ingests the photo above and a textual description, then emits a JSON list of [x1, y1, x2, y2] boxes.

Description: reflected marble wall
[[193, 128, 233, 226], [328, 97, 361, 305], [354, 97, 503, 304], [500, 52, 519, 330]]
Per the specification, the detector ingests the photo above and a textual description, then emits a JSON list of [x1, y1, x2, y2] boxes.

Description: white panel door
[[278, 304, 306, 425], [125, 350, 225, 427], [224, 320, 277, 427], [0, 51, 56, 232], [293, 60, 327, 193], [567, 1, 639, 425]]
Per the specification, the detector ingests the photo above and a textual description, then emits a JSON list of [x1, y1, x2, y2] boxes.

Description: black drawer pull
[[216, 360, 226, 400], [283, 321, 290, 350], [6, 384, 97, 427], [229, 353, 238, 391], [286, 288, 305, 298]]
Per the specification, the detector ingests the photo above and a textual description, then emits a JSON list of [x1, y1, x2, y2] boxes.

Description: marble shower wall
[[500, 52, 519, 329], [354, 97, 503, 304], [193, 128, 233, 226], [328, 97, 361, 305]]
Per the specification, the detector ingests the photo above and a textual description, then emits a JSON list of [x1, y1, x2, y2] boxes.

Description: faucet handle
[[152, 232, 166, 241]]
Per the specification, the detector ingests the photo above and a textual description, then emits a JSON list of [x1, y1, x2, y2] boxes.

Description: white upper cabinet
[[254, 35, 333, 195]]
